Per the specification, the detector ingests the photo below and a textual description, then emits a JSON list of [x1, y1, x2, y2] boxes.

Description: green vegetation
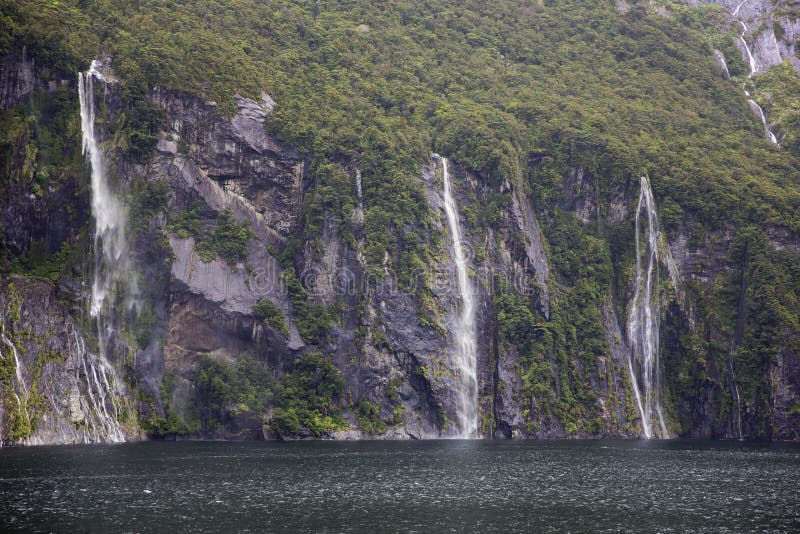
[[0, 85, 87, 282], [493, 205, 616, 437], [6, 0, 799, 272], [2, 0, 800, 440], [193, 209, 254, 266], [167, 203, 203, 239], [282, 269, 332, 345], [271, 351, 348, 436], [664, 225, 800, 436], [355, 399, 388, 435], [168, 205, 254, 266], [197, 355, 274, 435], [0, 1, 95, 76], [4, 0, 799, 237], [139, 371, 200, 438], [753, 62, 800, 158], [0, 283, 67, 442], [302, 162, 357, 249], [118, 102, 163, 159], [253, 298, 289, 337], [129, 180, 169, 236]]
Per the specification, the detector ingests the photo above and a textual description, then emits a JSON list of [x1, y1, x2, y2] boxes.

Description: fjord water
[[1, 440, 798, 532]]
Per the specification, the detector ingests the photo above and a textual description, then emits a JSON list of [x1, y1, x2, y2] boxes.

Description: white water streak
[[72, 330, 126, 443], [748, 100, 779, 144], [354, 169, 364, 225], [434, 154, 478, 438], [77, 60, 130, 443], [727, 342, 744, 440], [78, 61, 139, 322], [733, 0, 779, 145], [626, 177, 668, 438], [1, 327, 31, 435]]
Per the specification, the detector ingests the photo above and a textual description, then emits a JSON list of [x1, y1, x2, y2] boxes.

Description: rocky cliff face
[[0, 49, 72, 110], [1, 44, 799, 444], [694, 0, 800, 140], [681, 0, 798, 72], [0, 276, 141, 444]]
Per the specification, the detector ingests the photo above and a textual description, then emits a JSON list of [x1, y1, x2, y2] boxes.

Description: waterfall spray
[[76, 60, 132, 443], [626, 177, 668, 438], [78, 61, 139, 326], [434, 154, 478, 438]]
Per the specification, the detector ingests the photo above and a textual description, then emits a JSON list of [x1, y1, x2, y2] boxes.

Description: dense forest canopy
[[3, 0, 799, 234], [1, 0, 800, 442]]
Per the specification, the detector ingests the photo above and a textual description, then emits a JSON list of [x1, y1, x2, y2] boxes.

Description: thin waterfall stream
[[434, 154, 478, 438], [626, 177, 668, 438], [727, 342, 744, 440], [1, 324, 31, 435], [733, 0, 779, 145]]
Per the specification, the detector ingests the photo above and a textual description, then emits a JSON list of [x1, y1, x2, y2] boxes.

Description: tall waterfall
[[77, 60, 131, 443], [626, 177, 668, 439], [733, 0, 779, 145], [434, 154, 478, 438], [79, 60, 138, 323]]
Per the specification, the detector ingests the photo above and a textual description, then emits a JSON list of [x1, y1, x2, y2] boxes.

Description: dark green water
[[1, 439, 798, 533]]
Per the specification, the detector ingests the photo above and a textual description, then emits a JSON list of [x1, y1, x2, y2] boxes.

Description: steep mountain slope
[[1, 0, 799, 443]]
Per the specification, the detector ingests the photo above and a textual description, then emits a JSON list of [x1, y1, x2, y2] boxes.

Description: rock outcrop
[[1, 44, 799, 444], [0, 276, 142, 445]]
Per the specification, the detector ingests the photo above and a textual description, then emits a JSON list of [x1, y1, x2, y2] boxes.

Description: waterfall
[[1, 330, 28, 400], [354, 168, 364, 225], [77, 60, 132, 443], [727, 346, 744, 440], [732, 0, 779, 145], [1, 326, 32, 436], [71, 330, 126, 443], [433, 154, 478, 438], [733, 0, 758, 75], [79, 60, 139, 325], [626, 177, 668, 439], [747, 100, 779, 144]]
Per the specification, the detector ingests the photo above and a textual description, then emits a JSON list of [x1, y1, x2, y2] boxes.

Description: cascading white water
[[77, 60, 131, 443], [1, 331, 27, 399], [626, 177, 668, 439], [433, 154, 478, 438], [71, 330, 126, 442], [734, 0, 758, 75], [78, 61, 138, 322], [1, 326, 32, 435], [733, 0, 779, 145], [747, 100, 779, 144]]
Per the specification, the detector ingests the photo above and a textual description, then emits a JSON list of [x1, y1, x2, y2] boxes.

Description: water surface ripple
[[1, 439, 798, 532]]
